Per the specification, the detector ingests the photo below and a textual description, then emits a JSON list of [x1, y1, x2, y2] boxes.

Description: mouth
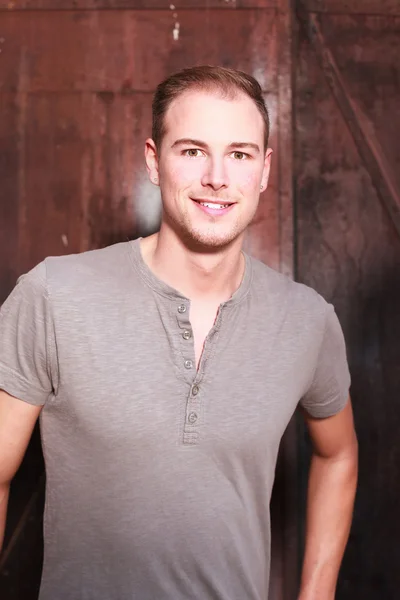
[[191, 198, 235, 216]]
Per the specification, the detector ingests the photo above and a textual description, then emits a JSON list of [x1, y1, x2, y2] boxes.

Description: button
[[188, 412, 198, 424], [182, 330, 192, 340], [191, 385, 199, 396], [178, 304, 187, 314], [184, 359, 193, 369]]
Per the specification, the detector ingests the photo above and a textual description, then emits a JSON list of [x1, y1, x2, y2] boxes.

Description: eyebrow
[[171, 138, 260, 154]]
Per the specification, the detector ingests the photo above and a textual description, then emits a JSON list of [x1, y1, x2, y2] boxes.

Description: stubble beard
[[172, 208, 250, 253], [162, 194, 259, 252]]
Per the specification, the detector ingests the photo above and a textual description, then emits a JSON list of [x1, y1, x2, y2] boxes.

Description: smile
[[191, 198, 235, 215], [198, 201, 230, 210]]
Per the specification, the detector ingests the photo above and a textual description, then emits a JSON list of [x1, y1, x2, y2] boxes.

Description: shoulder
[[42, 242, 134, 295], [248, 254, 328, 318], [7, 242, 135, 308]]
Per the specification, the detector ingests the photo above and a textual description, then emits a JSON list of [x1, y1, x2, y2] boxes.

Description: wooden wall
[[295, 4, 400, 599]]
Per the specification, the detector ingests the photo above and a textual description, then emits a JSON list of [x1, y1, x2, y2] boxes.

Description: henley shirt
[[0, 239, 351, 600]]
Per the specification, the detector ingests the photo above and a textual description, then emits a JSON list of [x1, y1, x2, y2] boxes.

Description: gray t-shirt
[[0, 239, 350, 600]]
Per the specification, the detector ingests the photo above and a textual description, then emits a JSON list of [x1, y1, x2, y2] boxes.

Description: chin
[[182, 226, 243, 252]]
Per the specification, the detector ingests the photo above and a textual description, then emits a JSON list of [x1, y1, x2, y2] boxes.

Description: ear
[[145, 138, 160, 186], [260, 148, 273, 192]]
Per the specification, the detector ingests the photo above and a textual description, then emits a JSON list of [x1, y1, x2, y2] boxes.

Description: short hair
[[152, 65, 270, 152]]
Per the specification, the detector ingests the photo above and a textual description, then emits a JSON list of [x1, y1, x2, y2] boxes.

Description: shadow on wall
[[336, 261, 400, 600], [298, 258, 400, 600]]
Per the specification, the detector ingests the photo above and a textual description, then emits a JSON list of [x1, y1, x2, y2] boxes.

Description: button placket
[[174, 299, 206, 445], [175, 301, 196, 384], [182, 379, 203, 442]]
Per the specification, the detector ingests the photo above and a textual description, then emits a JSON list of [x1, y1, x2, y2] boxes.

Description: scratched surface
[[318, 14, 400, 192], [0, 10, 278, 93], [303, 0, 400, 15], [296, 15, 400, 600], [0, 0, 277, 8]]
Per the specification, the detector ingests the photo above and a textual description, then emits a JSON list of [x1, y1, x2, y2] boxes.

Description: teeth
[[199, 202, 227, 209]]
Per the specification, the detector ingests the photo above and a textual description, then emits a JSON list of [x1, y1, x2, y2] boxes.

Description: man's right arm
[[0, 389, 42, 551]]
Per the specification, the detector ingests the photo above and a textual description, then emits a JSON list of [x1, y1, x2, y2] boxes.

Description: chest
[[52, 293, 317, 456]]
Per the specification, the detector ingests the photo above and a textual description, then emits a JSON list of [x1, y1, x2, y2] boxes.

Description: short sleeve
[[300, 303, 351, 418], [0, 262, 57, 406]]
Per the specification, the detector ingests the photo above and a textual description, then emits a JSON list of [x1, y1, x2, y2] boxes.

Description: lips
[[191, 198, 234, 209], [191, 198, 235, 216]]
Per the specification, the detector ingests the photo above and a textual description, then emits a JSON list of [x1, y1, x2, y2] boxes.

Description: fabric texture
[[0, 239, 351, 600]]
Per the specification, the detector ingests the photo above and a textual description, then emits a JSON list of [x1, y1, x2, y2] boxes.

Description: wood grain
[[295, 23, 400, 600], [0, 0, 277, 9], [301, 0, 400, 16], [0, 10, 277, 93], [297, 11, 400, 239], [0, 95, 20, 303]]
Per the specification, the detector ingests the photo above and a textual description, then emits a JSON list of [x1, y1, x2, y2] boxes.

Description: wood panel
[[302, 0, 400, 16], [0, 9, 283, 278], [295, 16, 400, 600], [0, 0, 277, 9], [317, 14, 400, 194], [3, 0, 398, 12], [0, 92, 153, 274], [0, 10, 277, 93], [297, 11, 400, 238], [0, 94, 20, 304], [244, 92, 280, 269]]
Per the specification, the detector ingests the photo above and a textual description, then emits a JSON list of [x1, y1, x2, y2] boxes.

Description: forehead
[[162, 89, 264, 147]]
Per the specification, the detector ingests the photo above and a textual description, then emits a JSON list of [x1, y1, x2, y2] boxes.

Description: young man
[[0, 66, 357, 600]]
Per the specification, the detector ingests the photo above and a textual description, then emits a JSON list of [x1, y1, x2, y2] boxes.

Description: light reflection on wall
[[134, 171, 162, 237]]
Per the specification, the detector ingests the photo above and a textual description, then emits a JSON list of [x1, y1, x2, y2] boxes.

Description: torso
[[28, 239, 337, 600]]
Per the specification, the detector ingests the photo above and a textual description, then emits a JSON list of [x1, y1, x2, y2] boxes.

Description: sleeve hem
[[302, 387, 350, 419], [0, 364, 49, 406]]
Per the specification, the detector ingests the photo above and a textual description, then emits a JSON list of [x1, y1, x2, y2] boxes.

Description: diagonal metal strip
[[296, 4, 400, 240]]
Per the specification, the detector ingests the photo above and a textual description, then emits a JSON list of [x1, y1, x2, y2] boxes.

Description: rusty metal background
[[295, 9, 400, 600]]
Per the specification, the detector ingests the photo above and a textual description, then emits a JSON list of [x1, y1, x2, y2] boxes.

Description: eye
[[231, 151, 249, 160], [184, 149, 203, 158]]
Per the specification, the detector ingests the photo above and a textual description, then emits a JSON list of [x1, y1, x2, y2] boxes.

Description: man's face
[[146, 89, 272, 250]]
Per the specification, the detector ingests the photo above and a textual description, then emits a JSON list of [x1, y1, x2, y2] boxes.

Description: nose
[[201, 157, 229, 191]]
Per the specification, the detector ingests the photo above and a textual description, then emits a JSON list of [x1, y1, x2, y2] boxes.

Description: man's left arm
[[298, 397, 358, 600]]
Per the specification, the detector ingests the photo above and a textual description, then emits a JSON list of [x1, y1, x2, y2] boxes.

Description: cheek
[[166, 161, 203, 188], [231, 167, 260, 192]]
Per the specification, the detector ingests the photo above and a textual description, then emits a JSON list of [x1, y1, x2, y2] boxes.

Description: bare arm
[[0, 389, 42, 551], [298, 398, 358, 600]]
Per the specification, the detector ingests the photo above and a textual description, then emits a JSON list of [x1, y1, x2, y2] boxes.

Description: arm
[[0, 389, 42, 552], [298, 397, 358, 600]]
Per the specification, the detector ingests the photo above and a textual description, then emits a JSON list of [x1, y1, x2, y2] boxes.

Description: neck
[[140, 225, 245, 302]]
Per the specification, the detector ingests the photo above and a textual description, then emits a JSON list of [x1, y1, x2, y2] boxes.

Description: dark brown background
[[0, 1, 399, 598]]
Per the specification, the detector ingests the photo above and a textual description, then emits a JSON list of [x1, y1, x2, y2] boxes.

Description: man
[[0, 66, 357, 600]]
